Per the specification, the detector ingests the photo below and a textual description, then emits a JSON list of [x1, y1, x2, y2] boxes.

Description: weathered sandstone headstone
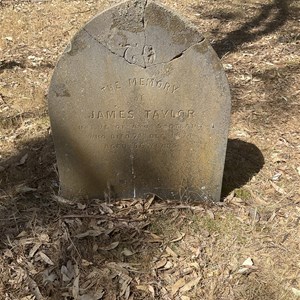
[[48, 0, 231, 201]]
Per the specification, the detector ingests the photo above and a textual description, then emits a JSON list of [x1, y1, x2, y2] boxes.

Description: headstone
[[48, 0, 231, 201]]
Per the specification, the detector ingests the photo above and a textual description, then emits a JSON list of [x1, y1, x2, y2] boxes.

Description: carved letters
[[89, 109, 194, 119], [101, 78, 179, 94], [123, 44, 156, 65]]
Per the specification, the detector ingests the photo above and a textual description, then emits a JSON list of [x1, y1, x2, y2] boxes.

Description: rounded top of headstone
[[80, 0, 205, 68]]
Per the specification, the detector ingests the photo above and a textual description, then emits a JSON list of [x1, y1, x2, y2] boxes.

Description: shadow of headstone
[[222, 139, 265, 197]]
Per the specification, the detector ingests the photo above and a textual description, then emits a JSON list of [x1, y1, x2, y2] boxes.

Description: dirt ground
[[0, 0, 299, 299]]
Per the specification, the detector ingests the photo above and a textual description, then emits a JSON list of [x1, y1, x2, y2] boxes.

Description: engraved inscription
[[77, 122, 203, 137], [89, 134, 106, 139], [124, 44, 156, 66], [88, 131, 194, 140], [88, 109, 194, 120], [143, 45, 156, 64], [90, 110, 134, 119], [145, 110, 194, 119], [128, 78, 179, 93], [103, 143, 184, 153], [100, 78, 180, 94], [101, 81, 121, 93]]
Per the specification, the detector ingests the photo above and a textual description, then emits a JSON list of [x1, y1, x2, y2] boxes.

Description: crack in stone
[[82, 0, 205, 69], [149, 38, 205, 67], [82, 28, 135, 66], [141, 0, 147, 68]]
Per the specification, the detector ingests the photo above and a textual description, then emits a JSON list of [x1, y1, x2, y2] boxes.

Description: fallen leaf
[[249, 190, 268, 205], [43, 269, 57, 284], [292, 288, 300, 297], [180, 277, 201, 293], [135, 202, 144, 211], [94, 287, 105, 299], [16, 185, 37, 193], [28, 277, 44, 300], [226, 196, 245, 207], [77, 203, 86, 210], [125, 283, 131, 300], [29, 243, 42, 258], [9, 267, 27, 285], [61, 268, 72, 282], [81, 259, 93, 267], [61, 260, 75, 282], [144, 195, 155, 210], [18, 153, 28, 165], [99, 241, 119, 251], [119, 273, 132, 299], [171, 278, 186, 296], [136, 285, 149, 292], [163, 261, 173, 270], [207, 210, 215, 219], [149, 232, 163, 242], [270, 181, 286, 195], [237, 257, 257, 274], [53, 195, 76, 205], [248, 208, 260, 222], [165, 246, 178, 258], [79, 295, 94, 300], [272, 172, 282, 181], [154, 257, 167, 269], [268, 211, 277, 222], [245, 257, 253, 263], [223, 63, 233, 70], [169, 233, 185, 243], [79, 288, 105, 300], [148, 285, 155, 298], [38, 252, 54, 265], [21, 296, 35, 300], [107, 261, 136, 274], [17, 231, 27, 238], [122, 248, 135, 257], [99, 203, 113, 214], [224, 191, 235, 203], [189, 262, 200, 270], [181, 267, 194, 277], [38, 233, 50, 243], [27, 261, 37, 275], [18, 237, 35, 246], [3, 249, 13, 258], [61, 292, 72, 298], [72, 264, 80, 300]]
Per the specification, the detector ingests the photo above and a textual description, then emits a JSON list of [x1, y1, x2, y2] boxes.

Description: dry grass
[[0, 0, 300, 299]]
